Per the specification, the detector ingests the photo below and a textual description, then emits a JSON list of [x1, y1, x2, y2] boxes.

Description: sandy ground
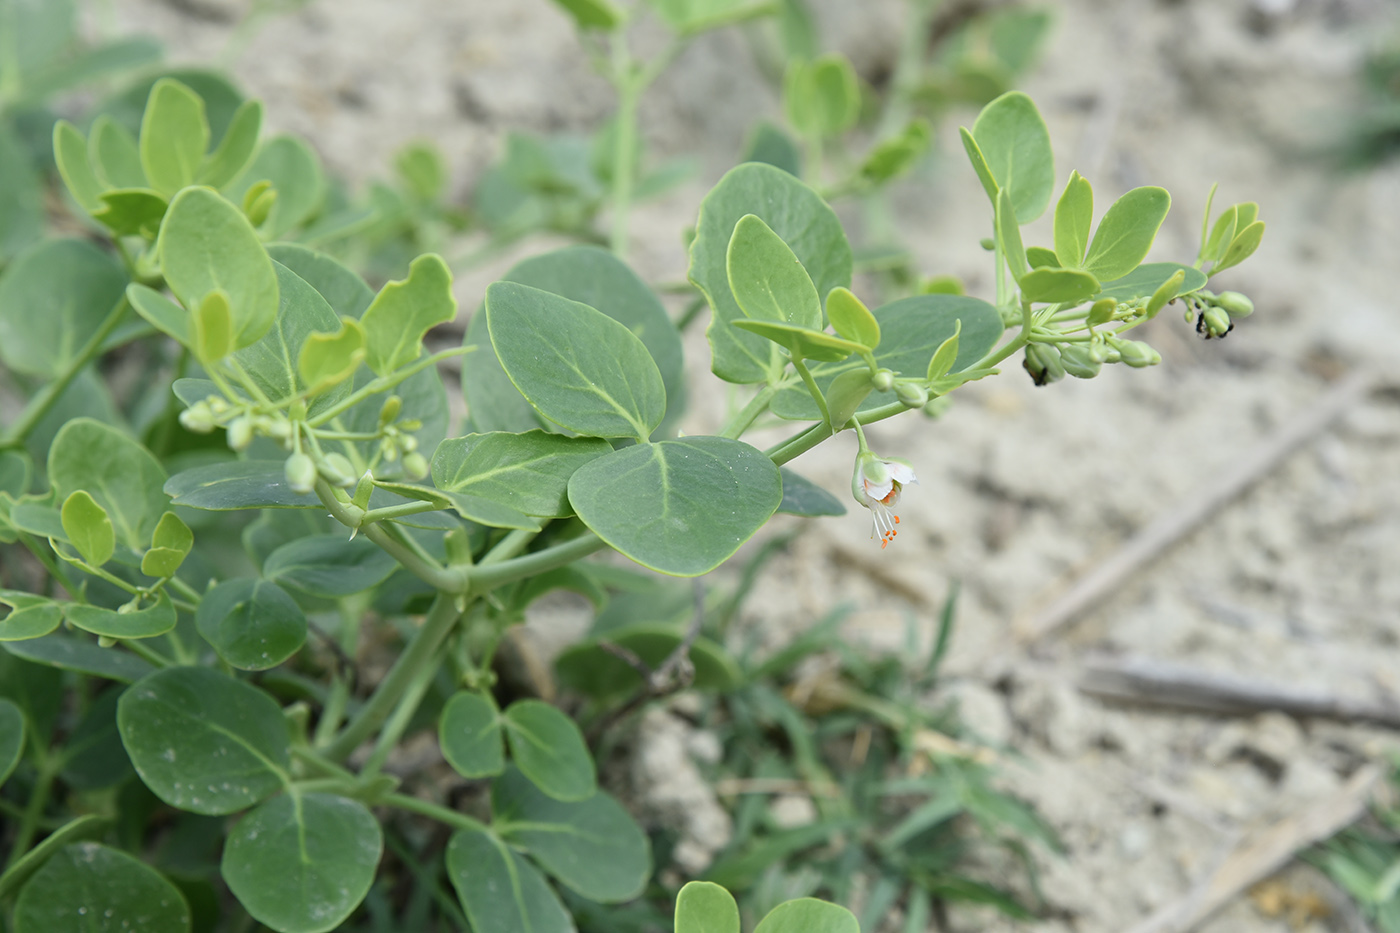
[[98, 0, 1400, 930]]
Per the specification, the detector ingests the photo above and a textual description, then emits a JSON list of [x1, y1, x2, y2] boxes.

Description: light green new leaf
[[53, 121, 104, 212], [958, 127, 998, 209], [0, 591, 63, 641], [503, 699, 596, 801], [60, 491, 114, 567], [568, 436, 781, 577], [727, 213, 822, 330], [117, 666, 290, 814], [66, 592, 177, 640], [440, 691, 505, 779], [926, 320, 961, 382], [298, 316, 365, 395], [152, 511, 193, 553], [198, 99, 262, 189], [753, 898, 859, 933], [49, 419, 169, 551], [140, 547, 185, 579], [784, 54, 860, 138], [0, 239, 127, 379], [360, 253, 457, 377], [1082, 186, 1170, 283], [1018, 267, 1099, 304], [486, 281, 665, 441], [193, 289, 233, 363], [1215, 221, 1265, 273], [159, 186, 279, 349], [93, 188, 168, 238], [196, 578, 306, 670], [140, 78, 209, 198], [676, 881, 741, 933], [89, 115, 145, 189], [689, 163, 851, 384], [1054, 170, 1093, 268], [970, 91, 1054, 223], [0, 699, 22, 788], [226, 135, 326, 238], [825, 287, 879, 348], [1093, 262, 1206, 302], [446, 828, 573, 933], [730, 319, 864, 363], [493, 767, 651, 902], [431, 431, 611, 519], [222, 793, 381, 933], [13, 843, 190, 933], [549, 0, 624, 29], [995, 188, 1028, 280], [1025, 246, 1059, 268]]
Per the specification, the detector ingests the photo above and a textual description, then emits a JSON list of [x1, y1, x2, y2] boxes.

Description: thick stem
[[316, 481, 465, 593], [764, 400, 909, 467], [468, 533, 607, 596], [384, 792, 489, 836], [359, 655, 441, 777], [322, 593, 462, 762]]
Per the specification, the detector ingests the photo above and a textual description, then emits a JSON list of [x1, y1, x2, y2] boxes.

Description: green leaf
[[958, 126, 998, 209], [568, 436, 781, 576], [192, 289, 233, 363], [127, 283, 190, 346], [66, 592, 177, 640], [0, 239, 127, 379], [159, 186, 279, 349], [89, 115, 146, 189], [778, 467, 844, 516], [93, 187, 169, 238], [359, 253, 457, 377], [486, 281, 666, 442], [1018, 267, 1099, 304], [784, 54, 860, 138], [825, 369, 874, 429], [49, 419, 169, 551], [0, 591, 63, 641], [13, 843, 190, 933], [0, 450, 32, 498], [771, 294, 1003, 421], [446, 828, 573, 933], [556, 625, 740, 699], [753, 898, 859, 933], [0, 698, 22, 788], [549, 0, 624, 29], [151, 510, 193, 554], [53, 121, 105, 212], [689, 163, 852, 384], [297, 316, 365, 395], [825, 287, 879, 348], [676, 880, 741, 933], [165, 460, 319, 510], [2, 633, 153, 682], [439, 691, 505, 779], [1025, 246, 1059, 268], [502, 699, 596, 802], [1093, 262, 1206, 302], [647, 0, 776, 34], [198, 99, 262, 189], [263, 534, 398, 598], [222, 793, 381, 933], [60, 491, 114, 567], [859, 118, 931, 185], [0, 816, 110, 903], [59, 687, 134, 791], [140, 78, 209, 198], [226, 135, 326, 238], [1053, 170, 1093, 268], [0, 126, 43, 262], [731, 319, 865, 362], [117, 666, 290, 814], [742, 121, 802, 176], [970, 91, 1054, 223], [1215, 221, 1265, 274], [1082, 186, 1171, 283], [926, 320, 961, 381], [995, 188, 1027, 280], [196, 578, 307, 670], [431, 431, 611, 519], [266, 244, 374, 318], [727, 214, 822, 330], [494, 767, 651, 902]]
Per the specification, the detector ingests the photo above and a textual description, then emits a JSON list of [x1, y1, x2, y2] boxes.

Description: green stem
[[4, 758, 57, 872], [322, 594, 462, 762], [384, 792, 489, 836], [306, 348, 472, 428], [121, 638, 174, 668], [359, 655, 441, 777], [480, 528, 537, 566], [315, 481, 464, 593], [790, 358, 832, 432], [313, 675, 349, 748], [763, 400, 909, 467], [468, 533, 607, 596], [974, 301, 1035, 370], [1, 298, 130, 450], [359, 500, 444, 524], [719, 385, 778, 440], [609, 33, 640, 258]]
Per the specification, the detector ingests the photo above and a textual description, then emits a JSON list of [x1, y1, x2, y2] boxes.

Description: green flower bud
[[378, 395, 403, 427], [207, 397, 230, 415], [1216, 291, 1254, 317], [1089, 338, 1120, 364], [179, 403, 215, 434], [266, 418, 292, 441], [285, 453, 317, 494], [1023, 344, 1065, 386], [1115, 339, 1160, 368], [399, 434, 418, 453], [895, 382, 929, 407], [872, 369, 895, 392], [227, 416, 254, 452], [402, 451, 429, 481], [320, 453, 358, 487], [979, 237, 996, 251], [352, 470, 375, 511], [1199, 307, 1232, 339], [1059, 344, 1102, 379], [922, 395, 953, 419], [1086, 298, 1117, 327]]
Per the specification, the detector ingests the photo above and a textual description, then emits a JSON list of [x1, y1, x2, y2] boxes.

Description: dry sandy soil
[[101, 0, 1400, 930]]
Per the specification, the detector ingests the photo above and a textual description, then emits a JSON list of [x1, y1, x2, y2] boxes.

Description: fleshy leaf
[[727, 213, 822, 330], [139, 78, 208, 198], [0, 239, 127, 379], [359, 253, 457, 377], [676, 881, 741, 933], [48, 419, 169, 551], [1082, 186, 1171, 283], [1018, 267, 1100, 304], [1053, 170, 1093, 268], [13, 843, 190, 933], [969, 91, 1054, 223], [65, 592, 176, 640], [439, 691, 505, 779], [60, 491, 114, 567], [502, 699, 596, 801], [196, 578, 307, 670], [446, 828, 573, 933], [431, 431, 612, 519]]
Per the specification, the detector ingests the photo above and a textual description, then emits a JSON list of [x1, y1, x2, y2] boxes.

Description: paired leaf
[[439, 691, 505, 779], [676, 881, 741, 933], [140, 78, 209, 197], [60, 491, 114, 567], [753, 898, 859, 933], [196, 579, 307, 670], [227, 135, 326, 238], [568, 436, 782, 576], [359, 253, 457, 376], [968, 91, 1054, 222], [784, 53, 860, 138], [90, 116, 146, 189], [198, 98, 263, 188], [193, 289, 233, 362], [1082, 186, 1171, 283], [117, 666, 290, 814], [3, 633, 154, 682], [52, 121, 105, 212], [431, 430, 610, 523], [13, 843, 190, 933], [727, 214, 822, 329], [731, 319, 865, 363], [222, 793, 381, 933], [297, 316, 366, 394], [446, 828, 573, 933], [66, 592, 177, 640], [1053, 170, 1093, 267], [48, 419, 169, 551], [502, 699, 596, 801], [824, 287, 879, 348], [0, 592, 63, 641], [1018, 267, 1099, 304]]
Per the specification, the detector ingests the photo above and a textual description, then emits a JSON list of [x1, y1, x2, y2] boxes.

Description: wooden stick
[[1017, 369, 1377, 644]]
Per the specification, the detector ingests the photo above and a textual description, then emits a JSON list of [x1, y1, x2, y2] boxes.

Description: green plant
[[0, 2, 1266, 930]]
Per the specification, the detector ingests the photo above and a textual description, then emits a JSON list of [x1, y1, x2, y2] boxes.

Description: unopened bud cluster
[[1181, 289, 1253, 340]]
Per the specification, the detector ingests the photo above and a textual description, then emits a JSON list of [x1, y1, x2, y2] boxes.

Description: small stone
[[769, 794, 818, 829], [945, 680, 1013, 746]]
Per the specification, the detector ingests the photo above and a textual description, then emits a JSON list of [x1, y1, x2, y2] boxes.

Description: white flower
[[852, 452, 917, 549]]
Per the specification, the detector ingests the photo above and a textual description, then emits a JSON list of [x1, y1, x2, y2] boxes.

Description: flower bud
[[1200, 307, 1232, 339], [285, 453, 317, 494], [1086, 298, 1117, 327], [1023, 344, 1065, 386], [402, 451, 429, 480], [227, 416, 254, 451], [352, 470, 375, 511], [399, 434, 418, 453], [378, 395, 402, 427], [1216, 291, 1254, 317], [895, 382, 928, 408], [871, 369, 895, 392], [179, 403, 215, 434], [1115, 339, 1160, 368], [266, 418, 292, 441], [1059, 344, 1102, 379], [320, 453, 358, 487], [922, 395, 953, 419]]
